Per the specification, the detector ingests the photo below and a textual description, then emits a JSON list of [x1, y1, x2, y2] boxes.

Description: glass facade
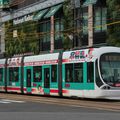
[[82, 6, 107, 34], [3, 0, 107, 54], [0, 0, 9, 8], [94, 7, 107, 32], [83, 9, 88, 34], [39, 6, 63, 51]]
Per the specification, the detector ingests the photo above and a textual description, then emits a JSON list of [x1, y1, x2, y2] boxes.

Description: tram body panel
[[0, 59, 6, 92], [6, 57, 23, 93], [24, 53, 60, 96], [62, 48, 96, 98]]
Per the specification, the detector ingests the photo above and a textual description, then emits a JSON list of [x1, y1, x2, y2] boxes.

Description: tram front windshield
[[100, 53, 120, 87]]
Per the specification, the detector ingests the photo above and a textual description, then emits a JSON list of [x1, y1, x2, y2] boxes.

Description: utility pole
[[50, 15, 54, 53], [0, 9, 5, 53], [88, 4, 93, 47]]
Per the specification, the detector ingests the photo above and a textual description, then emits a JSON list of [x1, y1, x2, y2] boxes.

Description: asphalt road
[[0, 99, 120, 120]]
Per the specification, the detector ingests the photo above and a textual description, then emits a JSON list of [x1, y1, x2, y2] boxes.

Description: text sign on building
[[13, 14, 34, 25], [0, 0, 9, 8]]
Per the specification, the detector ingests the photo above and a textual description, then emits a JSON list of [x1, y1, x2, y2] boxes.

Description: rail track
[[0, 93, 120, 112]]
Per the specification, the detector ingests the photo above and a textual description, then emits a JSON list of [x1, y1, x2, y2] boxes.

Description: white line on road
[[0, 101, 11, 104], [0, 99, 25, 104]]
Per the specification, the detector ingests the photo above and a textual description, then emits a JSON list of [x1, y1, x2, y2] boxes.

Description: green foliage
[[106, 0, 120, 46], [5, 20, 39, 57], [63, 0, 73, 50]]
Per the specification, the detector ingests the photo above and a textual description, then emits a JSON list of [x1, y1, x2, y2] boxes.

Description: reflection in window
[[0, 68, 3, 82], [55, 19, 64, 41], [40, 21, 50, 43], [94, 7, 107, 32], [33, 66, 42, 82], [65, 63, 83, 83], [100, 53, 120, 86], [94, 8, 101, 32], [102, 8, 107, 31], [83, 12, 88, 34], [74, 63, 83, 83], [87, 62, 94, 83], [51, 65, 57, 82], [65, 64, 73, 82], [9, 67, 19, 82]]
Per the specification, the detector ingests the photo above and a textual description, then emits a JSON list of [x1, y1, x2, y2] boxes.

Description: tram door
[[26, 67, 32, 93], [43, 66, 51, 95]]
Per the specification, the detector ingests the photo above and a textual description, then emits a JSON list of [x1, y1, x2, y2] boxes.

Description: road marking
[[0, 101, 11, 104], [0, 99, 25, 104]]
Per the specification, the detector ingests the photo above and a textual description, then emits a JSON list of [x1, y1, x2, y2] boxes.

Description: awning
[[44, 4, 62, 18], [83, 0, 98, 7], [33, 9, 48, 21]]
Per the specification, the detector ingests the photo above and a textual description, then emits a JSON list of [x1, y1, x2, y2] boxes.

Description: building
[[0, 0, 107, 56]]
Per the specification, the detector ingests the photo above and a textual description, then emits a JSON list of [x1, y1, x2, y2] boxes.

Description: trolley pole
[[50, 15, 54, 53], [88, 4, 93, 47]]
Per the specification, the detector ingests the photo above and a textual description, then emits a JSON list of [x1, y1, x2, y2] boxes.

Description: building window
[[55, 19, 64, 40], [55, 19, 60, 41], [102, 8, 107, 31], [40, 21, 50, 43], [94, 7, 107, 32], [94, 7, 101, 32], [9, 67, 19, 82], [83, 12, 88, 34], [33, 66, 42, 82], [39, 20, 50, 51]]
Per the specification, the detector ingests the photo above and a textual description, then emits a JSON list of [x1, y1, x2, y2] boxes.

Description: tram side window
[[9, 67, 19, 82], [27, 69, 31, 87], [87, 62, 94, 83], [74, 63, 83, 83], [0, 68, 3, 82], [65, 64, 73, 82], [51, 65, 57, 82], [33, 66, 42, 82]]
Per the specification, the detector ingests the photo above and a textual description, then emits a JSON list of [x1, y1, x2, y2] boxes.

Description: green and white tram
[[0, 46, 120, 99]]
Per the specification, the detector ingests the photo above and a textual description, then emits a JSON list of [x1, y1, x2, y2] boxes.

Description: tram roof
[[24, 52, 59, 63]]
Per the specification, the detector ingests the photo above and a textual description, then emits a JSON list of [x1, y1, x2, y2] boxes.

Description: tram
[[0, 46, 120, 99]]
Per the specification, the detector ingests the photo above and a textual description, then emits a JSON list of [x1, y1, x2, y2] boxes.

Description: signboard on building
[[0, 0, 9, 8], [13, 14, 34, 25]]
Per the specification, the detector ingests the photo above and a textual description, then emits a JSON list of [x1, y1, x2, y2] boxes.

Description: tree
[[63, 0, 74, 50], [107, 0, 120, 46], [5, 20, 39, 57]]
